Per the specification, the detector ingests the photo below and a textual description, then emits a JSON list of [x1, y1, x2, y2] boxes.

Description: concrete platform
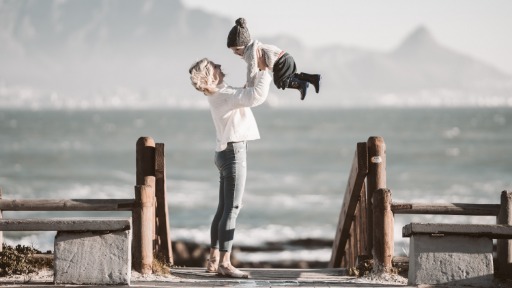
[[50, 218, 132, 285], [404, 223, 496, 287], [54, 229, 131, 285]]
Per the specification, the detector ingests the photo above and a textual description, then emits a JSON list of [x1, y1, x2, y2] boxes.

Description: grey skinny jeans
[[210, 141, 247, 252]]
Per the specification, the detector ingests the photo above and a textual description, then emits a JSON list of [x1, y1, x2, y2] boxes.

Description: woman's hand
[[256, 48, 268, 71]]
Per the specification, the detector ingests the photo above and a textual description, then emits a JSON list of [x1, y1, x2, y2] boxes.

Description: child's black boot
[[287, 77, 309, 100], [296, 72, 321, 93]]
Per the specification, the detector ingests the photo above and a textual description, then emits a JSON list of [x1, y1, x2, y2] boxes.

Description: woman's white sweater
[[207, 70, 272, 151]]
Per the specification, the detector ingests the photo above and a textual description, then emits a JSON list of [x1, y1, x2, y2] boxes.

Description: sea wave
[[236, 248, 332, 263], [172, 224, 335, 248]]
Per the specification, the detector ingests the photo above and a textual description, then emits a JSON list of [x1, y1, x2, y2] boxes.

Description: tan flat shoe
[[217, 264, 249, 278]]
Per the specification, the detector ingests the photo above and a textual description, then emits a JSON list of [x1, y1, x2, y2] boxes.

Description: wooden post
[[373, 188, 394, 272], [351, 207, 359, 268], [155, 143, 173, 265], [358, 182, 368, 258], [0, 187, 3, 252], [134, 137, 155, 273], [497, 190, 512, 278], [366, 136, 386, 257], [136, 137, 156, 185], [133, 179, 155, 274]]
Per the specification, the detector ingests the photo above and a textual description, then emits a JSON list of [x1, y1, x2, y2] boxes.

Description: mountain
[[0, 0, 511, 109], [307, 26, 512, 107]]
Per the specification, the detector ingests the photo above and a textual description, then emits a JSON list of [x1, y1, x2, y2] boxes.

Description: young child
[[227, 18, 321, 100]]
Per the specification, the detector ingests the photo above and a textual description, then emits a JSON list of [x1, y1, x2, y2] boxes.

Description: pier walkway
[[0, 268, 409, 287]]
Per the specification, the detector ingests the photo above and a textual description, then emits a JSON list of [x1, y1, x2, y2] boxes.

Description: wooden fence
[[0, 136, 172, 275], [329, 136, 512, 277], [329, 136, 386, 269]]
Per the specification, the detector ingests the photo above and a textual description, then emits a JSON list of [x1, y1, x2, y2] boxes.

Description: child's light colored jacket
[[243, 40, 283, 87]]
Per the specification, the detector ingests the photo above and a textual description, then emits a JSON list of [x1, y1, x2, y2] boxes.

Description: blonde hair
[[189, 58, 218, 95]]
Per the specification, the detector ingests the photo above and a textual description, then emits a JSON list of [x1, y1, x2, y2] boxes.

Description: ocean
[[1, 107, 511, 263]]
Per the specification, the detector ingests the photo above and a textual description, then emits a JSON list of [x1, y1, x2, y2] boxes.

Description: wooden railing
[[329, 136, 386, 269], [0, 136, 172, 275], [390, 189, 511, 277], [329, 142, 368, 268], [329, 136, 512, 278]]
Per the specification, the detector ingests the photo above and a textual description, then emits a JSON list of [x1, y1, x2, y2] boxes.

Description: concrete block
[[408, 234, 494, 287], [54, 230, 131, 285]]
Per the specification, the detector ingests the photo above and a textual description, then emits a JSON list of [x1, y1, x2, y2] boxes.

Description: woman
[[188, 54, 271, 278]]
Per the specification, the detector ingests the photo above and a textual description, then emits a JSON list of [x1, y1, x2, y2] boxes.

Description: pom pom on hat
[[227, 17, 251, 48], [235, 18, 247, 28]]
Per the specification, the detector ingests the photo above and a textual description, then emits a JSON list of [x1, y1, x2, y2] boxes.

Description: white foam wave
[[377, 90, 512, 107], [171, 224, 335, 247], [46, 183, 133, 199], [168, 180, 217, 208], [244, 193, 337, 211], [236, 248, 332, 263]]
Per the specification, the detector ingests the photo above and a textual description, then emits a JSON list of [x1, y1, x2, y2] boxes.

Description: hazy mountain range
[[1, 0, 511, 109]]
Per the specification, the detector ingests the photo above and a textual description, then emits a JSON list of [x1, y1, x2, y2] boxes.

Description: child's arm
[[244, 41, 260, 88]]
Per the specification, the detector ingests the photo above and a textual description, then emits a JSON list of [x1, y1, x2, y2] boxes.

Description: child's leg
[[286, 77, 309, 100], [272, 53, 296, 89], [273, 53, 310, 100], [296, 72, 321, 93]]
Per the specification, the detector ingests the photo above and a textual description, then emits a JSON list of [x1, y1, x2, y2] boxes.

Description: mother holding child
[[188, 18, 321, 278]]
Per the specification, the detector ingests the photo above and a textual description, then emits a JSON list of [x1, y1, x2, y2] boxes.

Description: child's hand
[[256, 48, 268, 71]]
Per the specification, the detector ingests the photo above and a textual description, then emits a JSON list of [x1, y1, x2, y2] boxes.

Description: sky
[[182, 0, 512, 75]]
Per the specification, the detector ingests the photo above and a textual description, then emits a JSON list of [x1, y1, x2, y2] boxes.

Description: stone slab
[[0, 217, 131, 231], [403, 222, 512, 239], [408, 234, 493, 287], [54, 229, 131, 285]]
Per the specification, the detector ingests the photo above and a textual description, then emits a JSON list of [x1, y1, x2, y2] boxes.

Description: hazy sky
[[183, 0, 512, 74]]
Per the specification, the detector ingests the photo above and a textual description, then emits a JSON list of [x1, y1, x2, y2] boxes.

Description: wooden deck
[[0, 268, 410, 287], [130, 267, 410, 287]]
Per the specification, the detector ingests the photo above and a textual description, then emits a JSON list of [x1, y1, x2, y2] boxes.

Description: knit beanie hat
[[227, 18, 251, 48]]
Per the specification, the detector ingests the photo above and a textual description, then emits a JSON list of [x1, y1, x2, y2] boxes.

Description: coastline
[[172, 238, 333, 269]]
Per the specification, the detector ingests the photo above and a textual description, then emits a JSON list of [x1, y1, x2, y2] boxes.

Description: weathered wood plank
[[134, 136, 155, 273], [357, 182, 368, 258], [0, 199, 135, 211], [155, 143, 173, 265], [497, 190, 512, 278], [136, 137, 156, 185], [0, 218, 131, 231], [0, 188, 3, 252], [133, 180, 155, 275], [170, 267, 349, 281], [403, 223, 512, 239], [392, 202, 500, 216], [329, 142, 368, 268], [366, 136, 386, 257], [373, 188, 393, 271]]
